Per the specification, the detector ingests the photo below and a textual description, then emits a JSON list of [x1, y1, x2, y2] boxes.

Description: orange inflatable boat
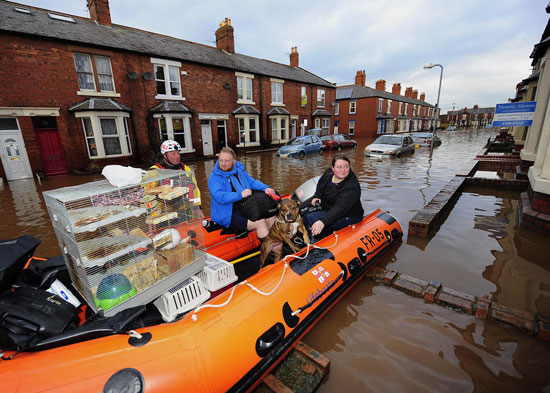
[[2, 210, 402, 393]]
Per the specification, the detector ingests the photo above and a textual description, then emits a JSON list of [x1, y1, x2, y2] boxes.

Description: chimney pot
[[87, 0, 111, 26], [375, 79, 386, 91], [290, 46, 299, 67], [215, 17, 235, 53]]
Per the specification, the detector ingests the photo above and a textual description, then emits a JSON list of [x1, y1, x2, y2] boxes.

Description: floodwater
[[1, 128, 549, 392]]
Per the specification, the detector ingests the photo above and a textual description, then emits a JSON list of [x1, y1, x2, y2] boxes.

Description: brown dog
[[259, 199, 310, 269]]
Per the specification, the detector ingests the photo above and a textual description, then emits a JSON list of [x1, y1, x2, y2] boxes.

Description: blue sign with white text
[[493, 101, 536, 127]]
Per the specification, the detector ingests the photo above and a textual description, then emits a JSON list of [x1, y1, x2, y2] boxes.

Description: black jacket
[[313, 168, 364, 227]]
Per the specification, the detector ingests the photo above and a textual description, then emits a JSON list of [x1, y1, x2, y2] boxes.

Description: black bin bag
[[0, 286, 78, 351]]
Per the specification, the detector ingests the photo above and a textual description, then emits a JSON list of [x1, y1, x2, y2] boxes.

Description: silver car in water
[[364, 134, 415, 157]]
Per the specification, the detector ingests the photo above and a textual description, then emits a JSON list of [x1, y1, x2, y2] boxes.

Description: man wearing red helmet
[[150, 140, 203, 217]]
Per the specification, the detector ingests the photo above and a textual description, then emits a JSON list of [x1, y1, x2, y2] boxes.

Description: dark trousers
[[304, 210, 362, 241]]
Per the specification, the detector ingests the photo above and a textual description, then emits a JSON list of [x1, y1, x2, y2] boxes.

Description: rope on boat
[[190, 234, 340, 322]]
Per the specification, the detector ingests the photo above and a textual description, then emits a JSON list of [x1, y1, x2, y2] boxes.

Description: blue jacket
[[208, 160, 269, 227]]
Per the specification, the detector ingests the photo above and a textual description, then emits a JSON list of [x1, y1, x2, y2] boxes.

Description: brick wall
[[0, 33, 334, 177]]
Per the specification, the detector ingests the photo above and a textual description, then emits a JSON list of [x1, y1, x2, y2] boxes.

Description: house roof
[[68, 98, 131, 112], [336, 84, 434, 107], [266, 107, 290, 116], [150, 101, 193, 113], [232, 105, 260, 115], [0, 1, 335, 88], [312, 109, 332, 116]]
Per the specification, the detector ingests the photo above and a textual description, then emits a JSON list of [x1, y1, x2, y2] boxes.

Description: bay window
[[271, 116, 289, 142], [236, 115, 259, 146], [76, 111, 131, 158], [154, 114, 193, 152]]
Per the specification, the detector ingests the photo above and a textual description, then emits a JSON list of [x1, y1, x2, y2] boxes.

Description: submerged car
[[305, 127, 329, 137], [364, 134, 415, 157], [446, 125, 457, 131], [277, 135, 323, 158], [407, 132, 441, 146], [320, 134, 358, 150]]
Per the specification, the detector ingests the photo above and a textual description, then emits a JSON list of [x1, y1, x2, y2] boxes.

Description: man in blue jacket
[[208, 147, 276, 239]]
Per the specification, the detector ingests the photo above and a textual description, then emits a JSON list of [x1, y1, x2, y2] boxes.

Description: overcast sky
[[15, 0, 550, 113]]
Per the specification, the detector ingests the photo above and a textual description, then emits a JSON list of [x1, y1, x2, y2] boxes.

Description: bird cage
[[43, 169, 206, 316]]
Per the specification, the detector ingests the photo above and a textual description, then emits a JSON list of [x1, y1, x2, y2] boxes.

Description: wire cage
[[43, 169, 206, 316]]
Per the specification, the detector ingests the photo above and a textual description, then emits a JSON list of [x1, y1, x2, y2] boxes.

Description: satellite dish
[[142, 72, 154, 81], [126, 71, 138, 80], [223, 82, 231, 90]]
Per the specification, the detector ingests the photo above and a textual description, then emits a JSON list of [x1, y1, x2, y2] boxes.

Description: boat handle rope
[[291, 270, 345, 317], [190, 234, 340, 322]]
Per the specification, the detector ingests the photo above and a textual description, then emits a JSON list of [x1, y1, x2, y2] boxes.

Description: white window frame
[[349, 101, 356, 114], [270, 78, 284, 106], [348, 120, 355, 135], [399, 102, 403, 115], [317, 89, 325, 107], [75, 111, 131, 159], [236, 72, 254, 104], [74, 53, 119, 97], [301, 86, 307, 107], [235, 114, 260, 147], [378, 98, 383, 113], [271, 116, 289, 143], [322, 118, 330, 135], [404, 103, 408, 116], [151, 57, 184, 101], [153, 113, 193, 153], [315, 118, 321, 128], [335, 103, 339, 116], [387, 100, 391, 114]]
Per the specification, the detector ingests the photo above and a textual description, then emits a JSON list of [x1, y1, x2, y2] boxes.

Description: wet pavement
[[1, 128, 549, 392]]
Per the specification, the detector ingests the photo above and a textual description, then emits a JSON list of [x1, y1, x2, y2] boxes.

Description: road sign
[[492, 101, 536, 127]]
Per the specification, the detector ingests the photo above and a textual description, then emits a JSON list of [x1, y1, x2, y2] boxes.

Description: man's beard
[[221, 163, 234, 172]]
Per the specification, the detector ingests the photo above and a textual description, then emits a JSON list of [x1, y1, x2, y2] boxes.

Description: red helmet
[[160, 140, 181, 154]]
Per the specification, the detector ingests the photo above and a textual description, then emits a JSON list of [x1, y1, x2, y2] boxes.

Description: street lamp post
[[423, 63, 443, 159]]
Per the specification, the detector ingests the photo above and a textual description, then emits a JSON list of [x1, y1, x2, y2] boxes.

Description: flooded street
[[1, 128, 549, 392]]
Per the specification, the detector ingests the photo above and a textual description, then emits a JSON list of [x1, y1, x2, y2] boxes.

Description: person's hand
[[311, 198, 321, 207], [241, 188, 252, 198], [311, 220, 325, 236], [264, 187, 275, 195]]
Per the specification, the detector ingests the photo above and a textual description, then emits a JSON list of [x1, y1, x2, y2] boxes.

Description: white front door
[[201, 121, 214, 156], [0, 126, 33, 181]]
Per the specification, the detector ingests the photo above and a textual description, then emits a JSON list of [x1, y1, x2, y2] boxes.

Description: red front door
[[35, 128, 68, 175]]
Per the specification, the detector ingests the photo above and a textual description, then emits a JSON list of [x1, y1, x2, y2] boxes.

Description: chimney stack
[[215, 18, 235, 53], [87, 0, 111, 26], [375, 79, 386, 91], [392, 83, 401, 95], [412, 90, 418, 99], [355, 70, 366, 86], [290, 46, 299, 67], [405, 87, 413, 98], [420, 92, 425, 101]]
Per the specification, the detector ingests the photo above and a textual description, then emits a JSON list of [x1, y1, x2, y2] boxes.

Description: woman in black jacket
[[304, 153, 364, 241]]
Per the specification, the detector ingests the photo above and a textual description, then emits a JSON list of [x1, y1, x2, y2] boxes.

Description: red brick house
[[334, 70, 437, 137], [0, 0, 335, 181], [446, 105, 495, 128]]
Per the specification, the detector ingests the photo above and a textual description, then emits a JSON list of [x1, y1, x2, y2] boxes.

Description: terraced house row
[[0, 0, 435, 181]]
